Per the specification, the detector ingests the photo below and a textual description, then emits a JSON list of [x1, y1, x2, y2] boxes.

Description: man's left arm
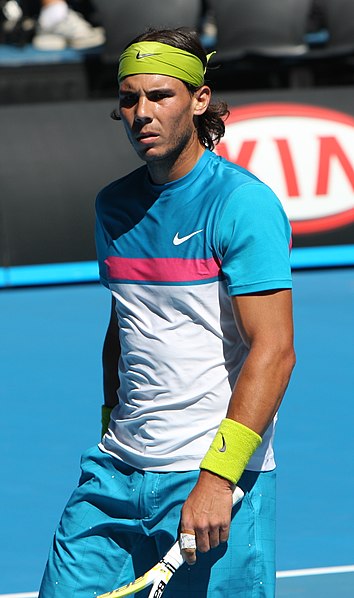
[[227, 288, 295, 433], [180, 288, 296, 563]]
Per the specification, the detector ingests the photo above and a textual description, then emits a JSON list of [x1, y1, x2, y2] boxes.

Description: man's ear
[[193, 85, 211, 116]]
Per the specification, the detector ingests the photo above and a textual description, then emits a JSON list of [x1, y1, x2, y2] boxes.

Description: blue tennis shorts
[[39, 445, 276, 597]]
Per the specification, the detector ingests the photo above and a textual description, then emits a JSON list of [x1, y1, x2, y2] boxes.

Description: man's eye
[[149, 92, 170, 102], [119, 96, 137, 108]]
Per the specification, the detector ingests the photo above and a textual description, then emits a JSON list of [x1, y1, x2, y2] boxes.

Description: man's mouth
[[136, 132, 159, 143]]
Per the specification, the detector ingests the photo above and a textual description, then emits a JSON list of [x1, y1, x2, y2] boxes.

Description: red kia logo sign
[[215, 103, 354, 234]]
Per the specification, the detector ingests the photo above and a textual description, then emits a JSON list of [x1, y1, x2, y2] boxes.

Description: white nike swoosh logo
[[219, 434, 227, 453], [136, 51, 156, 59], [173, 229, 203, 245]]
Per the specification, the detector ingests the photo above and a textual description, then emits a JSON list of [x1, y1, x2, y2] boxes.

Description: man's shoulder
[[207, 150, 283, 215], [96, 165, 147, 204], [208, 150, 262, 188]]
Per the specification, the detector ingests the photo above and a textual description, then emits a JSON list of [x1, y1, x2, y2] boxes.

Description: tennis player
[[39, 27, 295, 598]]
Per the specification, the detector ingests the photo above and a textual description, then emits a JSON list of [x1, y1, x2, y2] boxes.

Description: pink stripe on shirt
[[104, 256, 221, 282]]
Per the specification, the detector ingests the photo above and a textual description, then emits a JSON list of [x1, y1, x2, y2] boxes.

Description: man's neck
[[147, 141, 205, 185]]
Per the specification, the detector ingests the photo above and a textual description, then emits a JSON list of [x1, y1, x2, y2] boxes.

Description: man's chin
[[140, 142, 188, 163], [138, 147, 168, 162]]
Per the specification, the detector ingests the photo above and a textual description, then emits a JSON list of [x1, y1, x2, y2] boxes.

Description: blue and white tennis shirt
[[96, 149, 292, 473]]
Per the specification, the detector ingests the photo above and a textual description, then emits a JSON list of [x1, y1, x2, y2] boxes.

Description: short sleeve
[[216, 182, 292, 295]]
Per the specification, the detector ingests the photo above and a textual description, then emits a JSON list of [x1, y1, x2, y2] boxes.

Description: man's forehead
[[119, 73, 185, 91]]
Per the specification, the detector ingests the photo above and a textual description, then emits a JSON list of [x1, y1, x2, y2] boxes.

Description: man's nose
[[134, 96, 152, 123]]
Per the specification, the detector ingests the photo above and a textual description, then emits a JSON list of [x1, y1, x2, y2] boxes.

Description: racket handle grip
[[164, 540, 185, 569], [232, 485, 244, 506]]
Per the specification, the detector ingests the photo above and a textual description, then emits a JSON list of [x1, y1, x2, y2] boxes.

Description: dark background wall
[[1, 87, 353, 269], [0, 99, 141, 267]]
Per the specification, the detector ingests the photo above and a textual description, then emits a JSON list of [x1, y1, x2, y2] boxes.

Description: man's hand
[[179, 470, 235, 565]]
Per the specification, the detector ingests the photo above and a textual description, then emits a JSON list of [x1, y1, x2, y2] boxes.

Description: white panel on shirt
[[100, 280, 277, 473]]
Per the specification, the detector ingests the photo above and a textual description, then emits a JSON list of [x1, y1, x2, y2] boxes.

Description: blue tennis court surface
[[1, 268, 353, 596]]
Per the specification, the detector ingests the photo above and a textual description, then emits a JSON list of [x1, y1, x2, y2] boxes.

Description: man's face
[[118, 74, 200, 164]]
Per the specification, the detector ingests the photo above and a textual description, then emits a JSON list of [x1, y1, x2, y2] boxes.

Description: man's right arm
[[102, 295, 120, 408]]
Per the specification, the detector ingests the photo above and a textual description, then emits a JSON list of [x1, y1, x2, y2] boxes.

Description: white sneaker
[[32, 9, 105, 51]]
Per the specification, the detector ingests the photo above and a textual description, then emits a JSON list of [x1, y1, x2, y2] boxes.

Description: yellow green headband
[[118, 41, 215, 87]]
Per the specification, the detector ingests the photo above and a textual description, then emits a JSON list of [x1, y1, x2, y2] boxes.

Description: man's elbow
[[262, 338, 296, 381], [280, 343, 296, 382]]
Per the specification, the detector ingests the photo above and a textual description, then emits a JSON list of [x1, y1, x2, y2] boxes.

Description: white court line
[[276, 564, 354, 578], [2, 566, 354, 597]]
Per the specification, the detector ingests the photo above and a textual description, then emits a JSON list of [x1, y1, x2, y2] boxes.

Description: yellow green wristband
[[200, 418, 262, 484], [101, 405, 113, 439]]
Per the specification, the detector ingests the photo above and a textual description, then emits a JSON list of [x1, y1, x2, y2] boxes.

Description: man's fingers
[[180, 531, 196, 550], [208, 526, 222, 549], [219, 522, 230, 545], [180, 522, 230, 564], [198, 524, 228, 551], [179, 530, 197, 565]]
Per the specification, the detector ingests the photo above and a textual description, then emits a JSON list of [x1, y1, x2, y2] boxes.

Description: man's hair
[[113, 27, 229, 151]]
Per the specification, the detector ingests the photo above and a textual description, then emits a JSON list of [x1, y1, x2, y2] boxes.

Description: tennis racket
[[98, 486, 244, 598]]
